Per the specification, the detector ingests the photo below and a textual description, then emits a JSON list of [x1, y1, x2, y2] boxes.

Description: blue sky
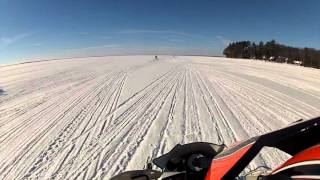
[[0, 0, 319, 64]]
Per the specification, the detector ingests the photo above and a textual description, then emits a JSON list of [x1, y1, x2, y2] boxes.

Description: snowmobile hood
[[153, 142, 225, 171], [206, 116, 320, 179]]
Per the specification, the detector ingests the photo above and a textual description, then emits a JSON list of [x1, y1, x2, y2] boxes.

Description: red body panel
[[272, 144, 320, 174], [205, 143, 253, 180]]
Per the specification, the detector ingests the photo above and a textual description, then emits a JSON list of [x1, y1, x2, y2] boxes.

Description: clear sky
[[0, 0, 319, 64]]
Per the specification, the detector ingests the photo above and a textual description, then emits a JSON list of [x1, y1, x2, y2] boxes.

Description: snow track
[[1, 56, 320, 179]]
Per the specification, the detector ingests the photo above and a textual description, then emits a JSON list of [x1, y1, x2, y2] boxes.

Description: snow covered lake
[[1, 55, 320, 179]]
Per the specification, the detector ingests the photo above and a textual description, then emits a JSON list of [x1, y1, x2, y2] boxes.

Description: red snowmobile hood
[[205, 117, 320, 179], [205, 141, 254, 180], [271, 144, 320, 175]]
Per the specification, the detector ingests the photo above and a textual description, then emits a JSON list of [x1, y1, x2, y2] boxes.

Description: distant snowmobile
[[111, 117, 320, 179]]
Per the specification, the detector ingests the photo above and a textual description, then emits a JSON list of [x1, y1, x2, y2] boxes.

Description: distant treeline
[[223, 40, 320, 69]]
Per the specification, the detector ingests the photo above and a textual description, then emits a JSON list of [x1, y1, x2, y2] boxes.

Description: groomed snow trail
[[1, 56, 320, 179]]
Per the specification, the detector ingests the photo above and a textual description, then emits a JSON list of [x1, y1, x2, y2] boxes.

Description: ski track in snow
[[1, 56, 320, 179]]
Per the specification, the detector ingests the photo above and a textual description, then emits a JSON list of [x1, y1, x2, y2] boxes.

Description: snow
[[1, 55, 320, 179]]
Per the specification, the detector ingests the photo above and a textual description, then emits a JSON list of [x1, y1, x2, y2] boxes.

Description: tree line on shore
[[223, 40, 320, 69]]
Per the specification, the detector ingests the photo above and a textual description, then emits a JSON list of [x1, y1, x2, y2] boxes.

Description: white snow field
[[1, 55, 320, 179]]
